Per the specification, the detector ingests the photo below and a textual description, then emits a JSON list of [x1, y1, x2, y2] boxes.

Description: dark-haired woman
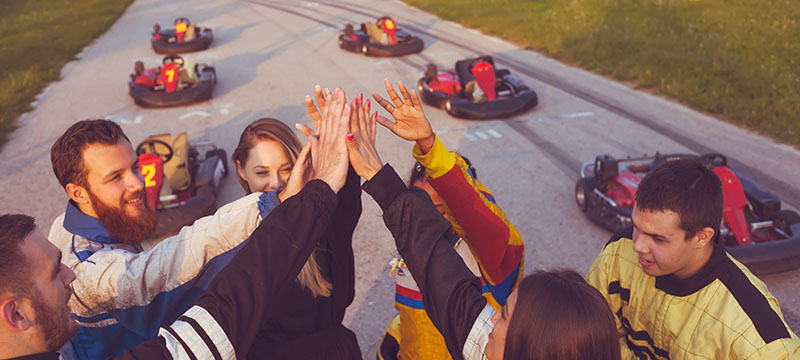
[[343, 80, 620, 359], [231, 88, 363, 359]]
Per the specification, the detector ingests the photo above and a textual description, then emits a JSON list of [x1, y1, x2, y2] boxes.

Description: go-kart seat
[[455, 56, 496, 92], [179, 57, 198, 86], [184, 23, 197, 42], [364, 22, 389, 45], [140, 133, 192, 192], [736, 170, 781, 220]]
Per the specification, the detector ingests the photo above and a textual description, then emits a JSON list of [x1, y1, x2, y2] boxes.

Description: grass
[[0, 0, 132, 150], [404, 0, 800, 147]]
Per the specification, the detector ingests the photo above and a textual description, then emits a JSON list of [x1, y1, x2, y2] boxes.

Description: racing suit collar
[[654, 232, 725, 297], [63, 200, 117, 244]]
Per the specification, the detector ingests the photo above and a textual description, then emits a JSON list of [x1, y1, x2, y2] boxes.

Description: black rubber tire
[[444, 99, 458, 117], [576, 177, 596, 212], [205, 149, 229, 177]]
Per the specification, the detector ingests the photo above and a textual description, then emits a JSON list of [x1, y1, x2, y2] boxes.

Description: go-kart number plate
[[165, 69, 175, 83], [175, 23, 188, 32], [385, 20, 395, 30], [142, 164, 157, 187]]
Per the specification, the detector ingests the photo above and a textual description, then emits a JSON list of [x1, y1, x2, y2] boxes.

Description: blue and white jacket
[[48, 191, 280, 359]]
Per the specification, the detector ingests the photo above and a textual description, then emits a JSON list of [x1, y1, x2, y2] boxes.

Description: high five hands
[[294, 78, 435, 187], [371, 79, 436, 153]]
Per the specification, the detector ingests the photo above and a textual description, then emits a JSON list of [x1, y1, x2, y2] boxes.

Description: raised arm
[[118, 88, 353, 359], [363, 165, 489, 360]]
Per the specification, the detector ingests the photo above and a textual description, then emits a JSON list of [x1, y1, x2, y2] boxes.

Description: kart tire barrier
[[129, 66, 216, 108], [152, 28, 213, 54]]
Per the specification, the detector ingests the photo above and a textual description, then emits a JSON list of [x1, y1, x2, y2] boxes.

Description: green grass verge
[[0, 0, 133, 150], [404, 0, 800, 147]]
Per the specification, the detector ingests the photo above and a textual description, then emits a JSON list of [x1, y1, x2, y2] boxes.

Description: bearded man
[[48, 119, 272, 359]]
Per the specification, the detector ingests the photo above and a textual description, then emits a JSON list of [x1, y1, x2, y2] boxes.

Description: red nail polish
[[359, 93, 363, 102], [366, 99, 370, 107], [347, 134, 354, 141]]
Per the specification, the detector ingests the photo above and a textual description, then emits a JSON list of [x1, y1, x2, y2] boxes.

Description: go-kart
[[128, 55, 216, 108], [338, 16, 423, 57], [575, 153, 800, 275], [151, 17, 213, 54], [417, 56, 538, 119], [137, 132, 229, 239]]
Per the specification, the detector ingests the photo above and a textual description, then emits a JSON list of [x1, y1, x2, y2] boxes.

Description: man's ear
[[0, 297, 32, 331], [694, 226, 716, 248], [65, 183, 90, 205]]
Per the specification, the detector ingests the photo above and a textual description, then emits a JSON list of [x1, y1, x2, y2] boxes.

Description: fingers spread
[[375, 115, 396, 132], [372, 92, 394, 113], [411, 89, 423, 111], [398, 80, 413, 106], [385, 78, 404, 108]]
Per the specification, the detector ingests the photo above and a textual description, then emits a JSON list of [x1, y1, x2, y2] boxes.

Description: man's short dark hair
[[51, 119, 130, 188], [0, 214, 35, 296], [636, 158, 723, 239]]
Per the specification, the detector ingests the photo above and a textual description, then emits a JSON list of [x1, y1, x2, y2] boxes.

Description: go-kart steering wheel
[[162, 55, 185, 67], [697, 153, 727, 168], [174, 17, 190, 25], [136, 139, 174, 163]]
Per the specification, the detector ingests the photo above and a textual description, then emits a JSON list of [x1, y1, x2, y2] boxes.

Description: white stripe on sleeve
[[157, 327, 192, 360], [463, 304, 495, 360], [170, 318, 215, 360], [183, 305, 236, 359]]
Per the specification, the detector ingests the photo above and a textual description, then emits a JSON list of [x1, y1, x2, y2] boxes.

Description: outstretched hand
[[346, 96, 383, 180], [310, 88, 351, 193], [372, 78, 435, 152]]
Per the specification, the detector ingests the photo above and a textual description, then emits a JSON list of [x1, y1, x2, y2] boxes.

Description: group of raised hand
[[279, 78, 434, 195]]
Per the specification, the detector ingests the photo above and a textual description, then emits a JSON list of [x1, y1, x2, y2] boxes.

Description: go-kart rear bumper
[[129, 67, 216, 108], [151, 28, 213, 54]]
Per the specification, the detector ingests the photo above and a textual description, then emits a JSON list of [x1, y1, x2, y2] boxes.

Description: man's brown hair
[[0, 214, 36, 297], [51, 119, 131, 189], [635, 158, 723, 239]]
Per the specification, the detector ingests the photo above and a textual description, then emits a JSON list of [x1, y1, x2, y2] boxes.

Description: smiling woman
[[0, 0, 132, 150]]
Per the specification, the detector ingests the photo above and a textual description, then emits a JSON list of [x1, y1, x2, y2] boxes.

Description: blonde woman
[[231, 106, 362, 358]]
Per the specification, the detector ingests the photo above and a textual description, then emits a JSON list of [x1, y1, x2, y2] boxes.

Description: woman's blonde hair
[[232, 118, 332, 297]]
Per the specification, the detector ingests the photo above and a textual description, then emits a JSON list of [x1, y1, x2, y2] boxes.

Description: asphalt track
[[0, 0, 798, 356]]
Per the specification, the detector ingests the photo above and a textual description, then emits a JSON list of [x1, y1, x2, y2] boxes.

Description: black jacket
[[363, 165, 488, 360]]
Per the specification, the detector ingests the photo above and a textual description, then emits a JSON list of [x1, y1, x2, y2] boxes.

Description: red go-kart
[[338, 16, 423, 57], [417, 56, 538, 119], [137, 133, 228, 239], [129, 55, 216, 107], [151, 17, 213, 54], [575, 153, 800, 275]]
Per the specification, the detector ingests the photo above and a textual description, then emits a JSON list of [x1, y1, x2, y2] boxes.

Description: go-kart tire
[[205, 149, 229, 177], [362, 36, 423, 57], [129, 66, 216, 108], [338, 34, 366, 53], [151, 27, 214, 54], [575, 177, 595, 212]]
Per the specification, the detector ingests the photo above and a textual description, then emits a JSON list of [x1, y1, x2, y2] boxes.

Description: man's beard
[[89, 189, 158, 244], [30, 287, 78, 352]]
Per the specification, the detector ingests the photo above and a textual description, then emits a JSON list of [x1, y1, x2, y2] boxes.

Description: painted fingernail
[[347, 134, 354, 141], [359, 93, 363, 102], [366, 99, 370, 107]]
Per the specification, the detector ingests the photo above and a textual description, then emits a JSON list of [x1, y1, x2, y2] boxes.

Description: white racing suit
[[49, 191, 280, 359]]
